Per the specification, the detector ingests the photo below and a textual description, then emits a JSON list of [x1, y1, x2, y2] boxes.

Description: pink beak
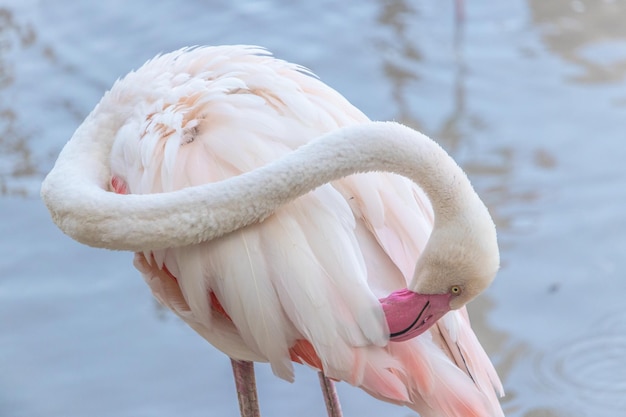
[[379, 288, 453, 342]]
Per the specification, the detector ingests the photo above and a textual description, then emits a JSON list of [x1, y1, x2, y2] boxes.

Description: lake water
[[2, 0, 626, 416]]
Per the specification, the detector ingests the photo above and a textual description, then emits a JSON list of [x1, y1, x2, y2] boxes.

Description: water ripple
[[534, 312, 626, 411]]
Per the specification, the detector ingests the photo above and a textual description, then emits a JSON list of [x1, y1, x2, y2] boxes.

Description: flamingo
[[41, 45, 504, 417]]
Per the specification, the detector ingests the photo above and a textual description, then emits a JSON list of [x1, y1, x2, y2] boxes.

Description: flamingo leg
[[231, 359, 261, 417], [318, 372, 343, 417]]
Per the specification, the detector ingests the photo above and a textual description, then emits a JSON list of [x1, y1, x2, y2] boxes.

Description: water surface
[[2, 1, 626, 416]]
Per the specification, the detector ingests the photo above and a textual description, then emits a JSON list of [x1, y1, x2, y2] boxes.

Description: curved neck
[[41, 121, 486, 252]]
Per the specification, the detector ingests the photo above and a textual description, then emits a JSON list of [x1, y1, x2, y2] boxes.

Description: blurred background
[[2, 0, 626, 416]]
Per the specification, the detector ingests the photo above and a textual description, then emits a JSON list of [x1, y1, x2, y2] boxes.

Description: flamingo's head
[[380, 210, 500, 342]]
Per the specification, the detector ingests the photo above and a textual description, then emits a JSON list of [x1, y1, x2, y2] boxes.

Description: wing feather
[[109, 45, 504, 417]]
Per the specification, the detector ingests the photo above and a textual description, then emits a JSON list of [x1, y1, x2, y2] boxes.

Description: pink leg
[[231, 359, 261, 417], [318, 372, 343, 417]]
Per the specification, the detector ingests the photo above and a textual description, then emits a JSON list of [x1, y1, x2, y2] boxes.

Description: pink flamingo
[[42, 45, 504, 417]]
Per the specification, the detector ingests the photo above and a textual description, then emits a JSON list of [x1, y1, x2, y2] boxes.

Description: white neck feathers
[[42, 121, 490, 255]]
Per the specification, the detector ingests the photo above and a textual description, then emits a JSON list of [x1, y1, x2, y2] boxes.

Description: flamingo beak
[[379, 288, 453, 342]]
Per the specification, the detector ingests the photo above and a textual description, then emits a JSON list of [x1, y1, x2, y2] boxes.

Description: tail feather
[[349, 347, 410, 403], [437, 313, 505, 414], [362, 331, 501, 417], [317, 309, 505, 417]]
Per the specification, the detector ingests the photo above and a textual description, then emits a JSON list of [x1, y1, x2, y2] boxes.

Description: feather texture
[[107, 45, 504, 417]]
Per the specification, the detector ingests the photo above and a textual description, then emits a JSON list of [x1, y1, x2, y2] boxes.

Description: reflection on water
[[528, 0, 626, 83], [372, 0, 475, 154], [370, 1, 544, 241], [0, 7, 36, 195], [373, 0, 423, 128], [2, 0, 626, 416]]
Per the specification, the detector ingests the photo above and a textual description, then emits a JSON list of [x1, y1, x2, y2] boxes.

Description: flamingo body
[[43, 45, 504, 417], [102, 46, 504, 417]]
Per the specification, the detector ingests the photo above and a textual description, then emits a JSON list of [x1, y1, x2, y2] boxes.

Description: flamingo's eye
[[450, 285, 462, 295]]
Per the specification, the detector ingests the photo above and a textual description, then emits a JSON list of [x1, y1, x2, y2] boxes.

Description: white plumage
[[42, 45, 504, 417]]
